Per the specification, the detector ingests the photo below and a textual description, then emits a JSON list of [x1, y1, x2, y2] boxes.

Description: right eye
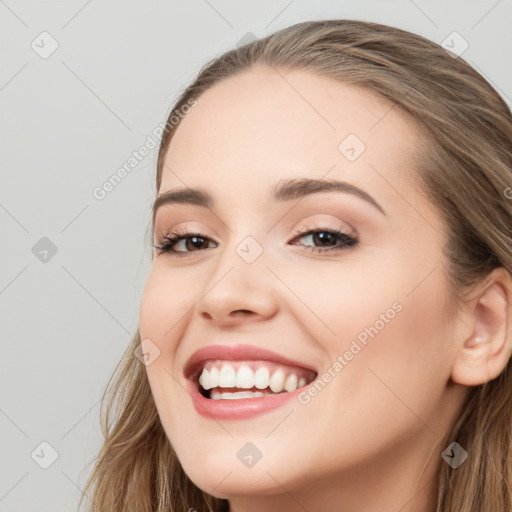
[[153, 229, 218, 257]]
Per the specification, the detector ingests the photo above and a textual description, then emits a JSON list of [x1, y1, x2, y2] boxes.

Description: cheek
[[318, 263, 454, 428], [138, 268, 188, 437], [299, 247, 454, 410], [276, 253, 404, 349], [286, 270, 454, 476], [138, 266, 190, 405], [139, 265, 188, 349]]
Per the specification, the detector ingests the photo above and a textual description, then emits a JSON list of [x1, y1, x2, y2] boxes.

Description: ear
[[451, 267, 512, 386]]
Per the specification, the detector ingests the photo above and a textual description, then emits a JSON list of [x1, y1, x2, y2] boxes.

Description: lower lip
[[186, 379, 300, 420]]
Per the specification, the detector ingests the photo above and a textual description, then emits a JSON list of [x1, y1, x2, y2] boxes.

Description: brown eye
[[290, 228, 359, 254], [153, 231, 217, 257]]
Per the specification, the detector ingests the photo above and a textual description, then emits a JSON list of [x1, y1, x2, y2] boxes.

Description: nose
[[195, 243, 278, 327]]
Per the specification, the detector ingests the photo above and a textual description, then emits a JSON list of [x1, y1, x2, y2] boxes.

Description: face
[[139, 67, 468, 505]]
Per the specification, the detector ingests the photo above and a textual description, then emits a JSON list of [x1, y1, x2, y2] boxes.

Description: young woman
[[79, 19, 512, 512]]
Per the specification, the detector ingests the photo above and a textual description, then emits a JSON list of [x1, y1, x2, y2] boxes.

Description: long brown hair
[[78, 19, 512, 511]]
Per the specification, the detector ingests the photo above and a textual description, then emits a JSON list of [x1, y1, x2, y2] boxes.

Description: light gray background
[[1, 1, 511, 510]]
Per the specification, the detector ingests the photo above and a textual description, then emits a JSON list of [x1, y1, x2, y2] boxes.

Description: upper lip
[[184, 344, 318, 380]]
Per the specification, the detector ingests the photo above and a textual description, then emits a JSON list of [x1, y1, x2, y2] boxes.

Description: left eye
[[289, 228, 359, 254], [153, 227, 359, 257]]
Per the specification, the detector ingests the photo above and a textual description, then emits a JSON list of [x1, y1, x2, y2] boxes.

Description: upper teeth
[[198, 362, 308, 393]]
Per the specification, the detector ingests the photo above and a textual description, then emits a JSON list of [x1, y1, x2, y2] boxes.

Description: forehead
[[160, 66, 426, 218]]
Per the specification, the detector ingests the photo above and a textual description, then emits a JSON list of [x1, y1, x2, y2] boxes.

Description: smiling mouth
[[194, 360, 317, 400]]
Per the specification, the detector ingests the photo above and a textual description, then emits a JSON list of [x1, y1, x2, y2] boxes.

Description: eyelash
[[152, 225, 359, 258]]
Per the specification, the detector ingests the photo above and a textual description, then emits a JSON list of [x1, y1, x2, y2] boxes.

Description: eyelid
[[154, 222, 219, 243], [291, 215, 357, 237]]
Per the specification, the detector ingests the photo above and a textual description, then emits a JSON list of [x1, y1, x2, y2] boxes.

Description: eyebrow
[[152, 178, 386, 224]]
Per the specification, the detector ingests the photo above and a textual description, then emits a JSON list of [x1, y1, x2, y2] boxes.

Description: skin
[[139, 66, 512, 512]]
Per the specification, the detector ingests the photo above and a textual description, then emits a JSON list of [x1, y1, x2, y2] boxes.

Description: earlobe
[[450, 267, 512, 387]]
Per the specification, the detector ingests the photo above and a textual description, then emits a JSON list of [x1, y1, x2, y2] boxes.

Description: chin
[[183, 461, 294, 499]]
